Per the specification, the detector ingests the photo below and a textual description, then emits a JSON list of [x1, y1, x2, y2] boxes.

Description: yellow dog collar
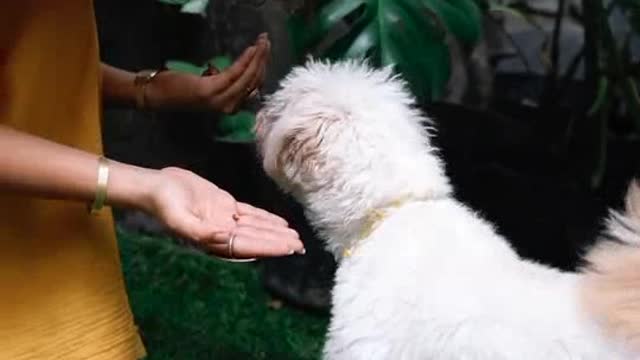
[[342, 194, 444, 259]]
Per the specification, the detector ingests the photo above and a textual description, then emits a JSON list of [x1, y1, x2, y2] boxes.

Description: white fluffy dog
[[255, 60, 640, 359]]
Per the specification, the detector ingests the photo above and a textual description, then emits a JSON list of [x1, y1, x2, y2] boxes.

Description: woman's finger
[[257, 37, 271, 87], [197, 228, 299, 259], [197, 229, 295, 259], [207, 45, 258, 94], [236, 224, 304, 253], [247, 58, 266, 97], [247, 35, 270, 93], [245, 64, 264, 97], [236, 214, 299, 239], [217, 40, 266, 107], [237, 202, 288, 225], [226, 227, 304, 258]]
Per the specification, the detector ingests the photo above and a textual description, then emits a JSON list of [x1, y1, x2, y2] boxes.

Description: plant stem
[[574, 0, 603, 189], [597, 0, 640, 131], [591, 93, 610, 189], [582, 0, 600, 109], [486, 15, 532, 74], [558, 44, 585, 101], [541, 0, 566, 106], [550, 0, 566, 87]]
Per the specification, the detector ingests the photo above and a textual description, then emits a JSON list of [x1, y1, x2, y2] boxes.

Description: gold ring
[[228, 232, 236, 259], [211, 230, 256, 263], [212, 232, 256, 263]]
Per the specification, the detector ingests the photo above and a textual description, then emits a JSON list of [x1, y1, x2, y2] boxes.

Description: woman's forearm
[[101, 63, 138, 108], [0, 124, 157, 210], [101, 63, 203, 110]]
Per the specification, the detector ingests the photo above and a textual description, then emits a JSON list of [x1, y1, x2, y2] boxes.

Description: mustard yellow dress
[[0, 1, 146, 358]]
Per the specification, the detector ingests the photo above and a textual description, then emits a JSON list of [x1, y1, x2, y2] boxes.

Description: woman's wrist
[[105, 160, 160, 213], [143, 70, 205, 111], [100, 64, 199, 111]]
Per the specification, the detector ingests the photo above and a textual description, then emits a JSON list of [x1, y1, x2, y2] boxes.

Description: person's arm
[[100, 64, 137, 109], [102, 33, 270, 114], [0, 124, 150, 208], [0, 125, 304, 258]]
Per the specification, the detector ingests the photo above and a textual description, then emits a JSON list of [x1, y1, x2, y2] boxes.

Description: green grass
[[117, 228, 329, 360]]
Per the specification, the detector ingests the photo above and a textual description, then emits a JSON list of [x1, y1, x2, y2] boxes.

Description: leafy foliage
[[160, 0, 484, 140], [289, 0, 483, 101], [482, 0, 640, 189], [584, 0, 640, 187]]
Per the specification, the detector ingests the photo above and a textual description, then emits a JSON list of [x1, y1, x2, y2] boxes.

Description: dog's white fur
[[256, 60, 640, 359]]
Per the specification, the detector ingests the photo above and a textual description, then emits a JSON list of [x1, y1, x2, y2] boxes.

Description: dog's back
[[325, 192, 640, 359]]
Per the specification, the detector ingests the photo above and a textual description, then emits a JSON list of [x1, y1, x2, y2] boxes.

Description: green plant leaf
[[165, 56, 233, 76], [426, 0, 484, 44], [587, 77, 610, 117], [156, 0, 193, 5], [181, 0, 209, 14], [217, 111, 256, 143], [156, 0, 209, 11], [165, 60, 208, 75], [289, 0, 483, 102], [209, 55, 233, 71]]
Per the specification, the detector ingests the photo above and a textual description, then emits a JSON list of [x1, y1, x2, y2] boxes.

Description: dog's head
[[255, 60, 451, 236]]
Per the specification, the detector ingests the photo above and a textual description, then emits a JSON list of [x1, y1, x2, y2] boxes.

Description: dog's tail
[[581, 180, 640, 350]]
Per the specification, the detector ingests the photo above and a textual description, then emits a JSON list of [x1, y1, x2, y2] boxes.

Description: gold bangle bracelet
[[134, 69, 163, 110], [89, 156, 110, 215]]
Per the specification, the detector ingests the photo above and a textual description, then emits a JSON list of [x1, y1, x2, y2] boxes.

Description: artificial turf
[[117, 228, 329, 360]]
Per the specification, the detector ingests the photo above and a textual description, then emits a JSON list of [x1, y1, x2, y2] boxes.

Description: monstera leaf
[[289, 0, 483, 101]]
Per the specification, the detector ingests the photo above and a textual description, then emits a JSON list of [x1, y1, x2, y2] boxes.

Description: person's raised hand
[[143, 167, 304, 260], [143, 33, 271, 114], [195, 33, 271, 113]]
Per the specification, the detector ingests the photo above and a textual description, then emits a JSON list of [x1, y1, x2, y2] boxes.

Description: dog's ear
[[275, 112, 342, 192]]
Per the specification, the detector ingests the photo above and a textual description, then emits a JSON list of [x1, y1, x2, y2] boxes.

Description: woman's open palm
[[147, 167, 304, 260]]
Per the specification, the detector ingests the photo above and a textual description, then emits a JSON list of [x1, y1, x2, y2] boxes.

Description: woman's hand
[[144, 167, 303, 259], [0, 126, 302, 261], [194, 33, 271, 113], [140, 33, 271, 114]]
